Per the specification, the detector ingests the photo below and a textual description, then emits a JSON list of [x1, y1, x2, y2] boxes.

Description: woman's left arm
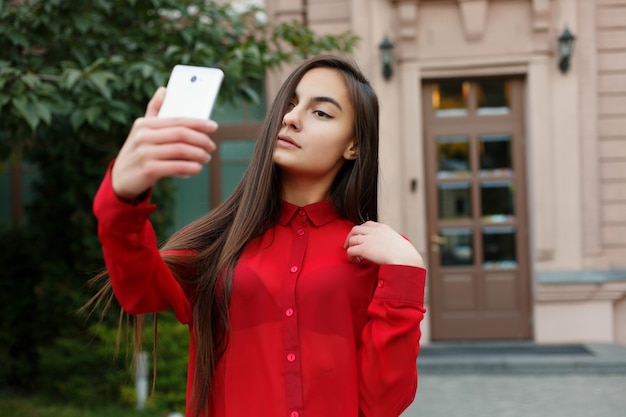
[[344, 222, 428, 417]]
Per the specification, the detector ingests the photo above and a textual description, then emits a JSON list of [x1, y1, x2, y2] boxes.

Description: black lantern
[[379, 36, 394, 81], [558, 26, 576, 73]]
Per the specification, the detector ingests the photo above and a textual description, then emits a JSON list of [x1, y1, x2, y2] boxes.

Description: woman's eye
[[314, 110, 331, 118]]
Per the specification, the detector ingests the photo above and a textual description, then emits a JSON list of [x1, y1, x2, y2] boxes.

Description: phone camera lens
[[191, 76, 197, 83]]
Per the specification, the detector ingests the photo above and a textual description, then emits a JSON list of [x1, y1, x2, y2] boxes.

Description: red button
[[290, 266, 299, 273], [377, 279, 384, 288], [298, 210, 306, 216], [285, 308, 294, 317], [290, 412, 299, 417], [297, 229, 305, 236], [287, 353, 296, 362]]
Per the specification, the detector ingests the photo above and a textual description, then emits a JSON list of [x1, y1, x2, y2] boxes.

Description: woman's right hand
[[111, 87, 219, 202]]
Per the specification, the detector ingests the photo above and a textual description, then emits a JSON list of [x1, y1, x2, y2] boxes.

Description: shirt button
[[290, 266, 299, 273], [298, 210, 306, 216], [290, 412, 299, 417], [377, 279, 384, 288], [287, 353, 296, 362], [285, 308, 294, 317], [297, 229, 305, 236]]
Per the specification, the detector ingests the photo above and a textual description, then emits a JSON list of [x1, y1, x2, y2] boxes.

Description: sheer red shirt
[[93, 168, 427, 417]]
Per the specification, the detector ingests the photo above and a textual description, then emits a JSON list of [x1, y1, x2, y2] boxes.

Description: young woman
[[93, 55, 427, 417]]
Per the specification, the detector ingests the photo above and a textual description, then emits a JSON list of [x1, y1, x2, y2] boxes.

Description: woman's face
[[273, 67, 356, 184]]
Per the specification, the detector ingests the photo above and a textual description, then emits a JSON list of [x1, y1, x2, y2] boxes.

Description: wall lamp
[[378, 36, 394, 81], [558, 26, 576, 74]]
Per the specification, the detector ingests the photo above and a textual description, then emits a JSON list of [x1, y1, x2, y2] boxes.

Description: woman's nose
[[282, 106, 302, 130]]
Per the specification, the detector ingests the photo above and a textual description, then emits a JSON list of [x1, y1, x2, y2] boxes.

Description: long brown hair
[[91, 55, 379, 417]]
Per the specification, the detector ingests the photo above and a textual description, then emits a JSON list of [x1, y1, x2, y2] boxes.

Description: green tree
[[0, 0, 357, 407]]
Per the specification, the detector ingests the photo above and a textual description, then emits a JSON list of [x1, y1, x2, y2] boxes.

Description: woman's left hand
[[343, 221, 425, 267]]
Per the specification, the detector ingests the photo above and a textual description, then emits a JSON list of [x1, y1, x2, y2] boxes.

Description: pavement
[[400, 342, 626, 417]]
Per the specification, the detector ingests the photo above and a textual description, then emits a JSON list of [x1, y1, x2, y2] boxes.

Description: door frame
[[421, 77, 532, 340]]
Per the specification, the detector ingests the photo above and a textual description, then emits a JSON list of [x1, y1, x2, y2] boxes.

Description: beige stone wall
[[597, 0, 626, 266], [535, 280, 626, 344], [307, 0, 351, 35], [260, 0, 626, 344]]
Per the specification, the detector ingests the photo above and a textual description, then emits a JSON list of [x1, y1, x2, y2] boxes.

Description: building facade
[[2, 0, 624, 346], [264, 0, 626, 346]]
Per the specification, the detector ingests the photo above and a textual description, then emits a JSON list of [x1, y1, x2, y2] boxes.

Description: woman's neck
[[280, 175, 332, 207]]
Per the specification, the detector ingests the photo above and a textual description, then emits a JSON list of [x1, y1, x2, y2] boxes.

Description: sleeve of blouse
[[92, 164, 192, 324], [357, 264, 427, 417]]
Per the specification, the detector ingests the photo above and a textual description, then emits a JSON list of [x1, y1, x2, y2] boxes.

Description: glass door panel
[[479, 134, 512, 175], [432, 80, 470, 117], [481, 180, 514, 221], [439, 182, 472, 219], [476, 79, 511, 116], [440, 228, 474, 266], [483, 227, 517, 268], [437, 136, 470, 177]]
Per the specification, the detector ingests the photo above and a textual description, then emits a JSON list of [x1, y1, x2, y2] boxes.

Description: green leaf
[[72, 13, 91, 34], [63, 68, 83, 90], [240, 84, 260, 104], [11, 96, 39, 131], [84, 107, 100, 125], [33, 101, 52, 125], [107, 108, 129, 125], [84, 57, 108, 73], [20, 73, 40, 88], [69, 111, 85, 131], [180, 30, 193, 45], [164, 45, 181, 57], [107, 100, 131, 125], [87, 71, 116, 100], [140, 63, 154, 78]]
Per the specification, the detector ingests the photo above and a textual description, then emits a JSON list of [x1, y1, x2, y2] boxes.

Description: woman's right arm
[[93, 88, 219, 324]]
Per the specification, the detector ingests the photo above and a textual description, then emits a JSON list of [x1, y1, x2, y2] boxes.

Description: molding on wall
[[271, 0, 305, 24], [536, 273, 626, 304], [532, 0, 551, 32], [536, 285, 626, 303], [419, 55, 529, 78], [578, 0, 602, 257], [391, 0, 419, 60], [527, 55, 556, 261], [537, 269, 626, 285], [532, 0, 553, 53], [457, 0, 488, 41]]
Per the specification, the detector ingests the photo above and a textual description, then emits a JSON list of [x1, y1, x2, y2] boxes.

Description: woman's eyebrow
[[311, 96, 343, 111]]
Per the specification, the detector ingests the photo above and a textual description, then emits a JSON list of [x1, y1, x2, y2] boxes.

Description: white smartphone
[[158, 65, 224, 119]]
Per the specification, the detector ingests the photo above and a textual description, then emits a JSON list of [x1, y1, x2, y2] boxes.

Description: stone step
[[417, 342, 626, 375]]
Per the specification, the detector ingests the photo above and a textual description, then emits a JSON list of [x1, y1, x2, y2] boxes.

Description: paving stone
[[402, 343, 626, 417], [402, 374, 626, 417]]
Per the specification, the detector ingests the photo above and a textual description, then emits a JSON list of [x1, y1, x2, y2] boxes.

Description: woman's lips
[[277, 134, 300, 149]]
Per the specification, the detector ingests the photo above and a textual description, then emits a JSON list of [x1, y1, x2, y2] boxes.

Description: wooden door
[[422, 77, 532, 340]]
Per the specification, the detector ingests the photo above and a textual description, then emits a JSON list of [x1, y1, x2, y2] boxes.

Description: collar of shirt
[[279, 200, 340, 227]]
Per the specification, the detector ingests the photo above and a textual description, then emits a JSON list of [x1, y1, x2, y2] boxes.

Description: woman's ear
[[343, 140, 358, 160]]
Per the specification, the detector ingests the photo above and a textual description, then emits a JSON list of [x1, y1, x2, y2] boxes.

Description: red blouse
[[94, 168, 427, 417]]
